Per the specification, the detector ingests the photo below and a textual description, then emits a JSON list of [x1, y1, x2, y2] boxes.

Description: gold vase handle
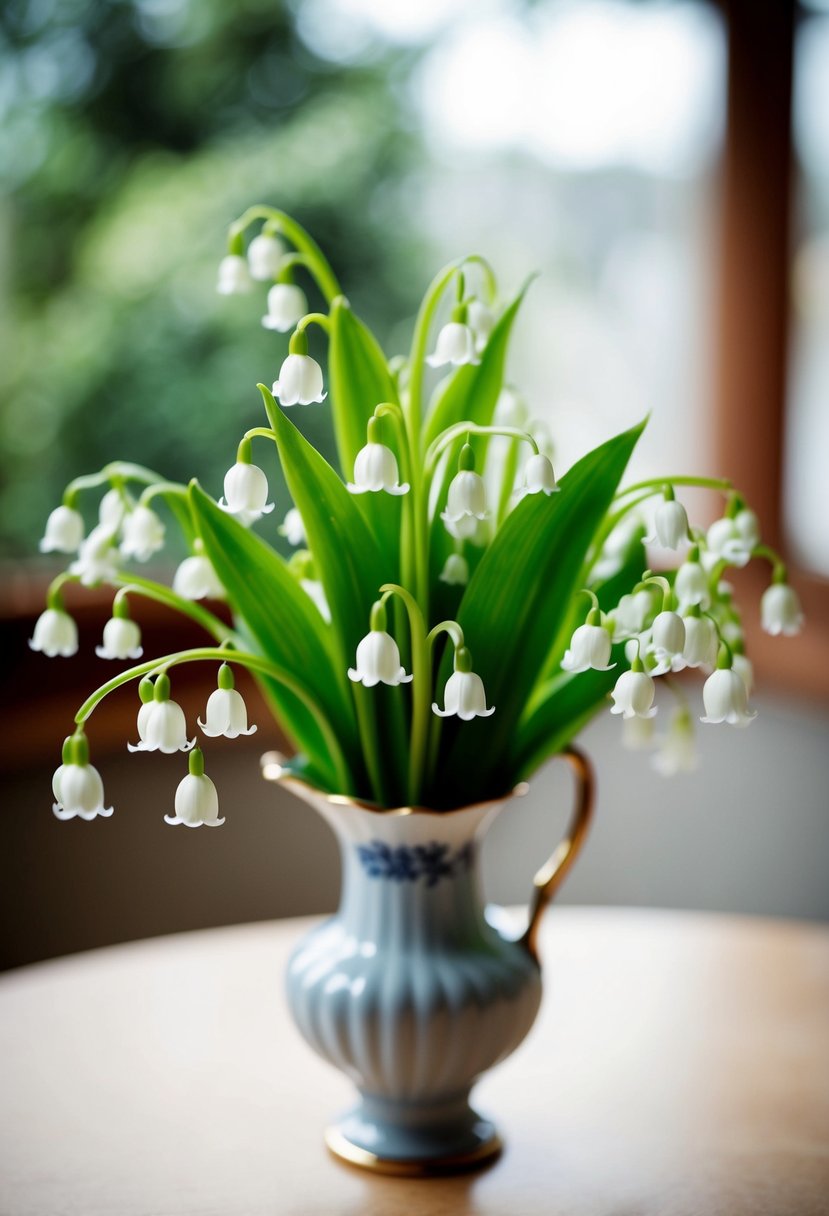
[[521, 746, 595, 964]]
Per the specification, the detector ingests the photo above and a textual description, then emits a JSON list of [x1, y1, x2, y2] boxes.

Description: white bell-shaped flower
[[426, 320, 480, 368], [561, 616, 615, 673], [348, 622, 412, 688], [272, 338, 327, 405], [96, 612, 142, 660], [120, 505, 165, 561], [29, 607, 78, 658], [70, 523, 120, 586], [198, 664, 257, 738], [648, 610, 687, 675], [622, 714, 656, 751], [40, 505, 84, 554], [219, 460, 275, 526], [674, 555, 710, 609], [99, 488, 128, 532], [128, 674, 195, 753], [441, 446, 488, 539], [52, 735, 113, 821], [466, 299, 496, 351], [247, 232, 286, 281], [517, 453, 559, 499], [652, 708, 697, 776], [682, 613, 718, 668], [731, 651, 754, 695], [165, 749, 225, 828], [439, 553, 469, 586], [701, 665, 757, 726], [216, 253, 252, 295], [647, 498, 689, 550], [173, 552, 224, 600], [611, 590, 654, 640], [610, 660, 657, 720], [705, 509, 759, 568], [262, 283, 308, 332], [760, 582, 803, 637], [432, 648, 495, 720], [348, 442, 409, 496], [279, 507, 306, 547]]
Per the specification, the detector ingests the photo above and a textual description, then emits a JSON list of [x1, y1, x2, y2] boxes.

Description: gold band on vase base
[[324, 1125, 504, 1177]]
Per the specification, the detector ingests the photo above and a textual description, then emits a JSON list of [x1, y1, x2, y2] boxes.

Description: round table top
[[1, 907, 828, 1216]]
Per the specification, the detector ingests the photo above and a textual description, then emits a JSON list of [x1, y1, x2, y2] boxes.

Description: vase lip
[[260, 751, 529, 818]]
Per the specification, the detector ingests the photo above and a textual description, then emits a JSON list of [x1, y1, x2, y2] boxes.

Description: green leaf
[[328, 298, 402, 578], [188, 481, 358, 788], [429, 419, 645, 806]]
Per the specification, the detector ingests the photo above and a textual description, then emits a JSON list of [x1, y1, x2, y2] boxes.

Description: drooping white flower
[[441, 450, 489, 539], [701, 667, 757, 726], [466, 299, 496, 351], [164, 749, 225, 828], [198, 665, 256, 738], [99, 488, 128, 532], [29, 608, 78, 657], [647, 498, 689, 550], [272, 353, 326, 406], [432, 649, 495, 720], [516, 453, 559, 499], [682, 614, 719, 668], [426, 321, 480, 368], [622, 714, 656, 751], [652, 709, 697, 776], [648, 611, 687, 675], [439, 553, 469, 586], [760, 582, 804, 637], [219, 461, 275, 526], [216, 254, 252, 295], [675, 558, 710, 609], [262, 283, 307, 332], [173, 553, 225, 600], [247, 232, 286, 281], [731, 651, 754, 696], [39, 505, 84, 554], [301, 579, 331, 622], [96, 615, 143, 660], [610, 664, 657, 720], [612, 590, 654, 640], [70, 524, 120, 586], [128, 674, 195, 753], [120, 505, 165, 562], [280, 507, 306, 547], [561, 620, 615, 674], [347, 442, 409, 495], [348, 630, 412, 688], [705, 509, 760, 568], [52, 736, 113, 821]]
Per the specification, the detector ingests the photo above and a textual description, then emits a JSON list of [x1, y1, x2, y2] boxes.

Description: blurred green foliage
[[0, 0, 427, 557]]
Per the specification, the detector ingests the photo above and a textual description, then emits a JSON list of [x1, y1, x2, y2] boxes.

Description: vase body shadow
[[279, 775, 541, 1172]]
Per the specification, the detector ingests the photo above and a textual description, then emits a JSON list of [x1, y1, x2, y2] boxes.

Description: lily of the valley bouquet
[[35, 207, 804, 824]]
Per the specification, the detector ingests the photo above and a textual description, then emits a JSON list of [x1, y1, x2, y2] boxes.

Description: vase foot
[[324, 1094, 502, 1177]]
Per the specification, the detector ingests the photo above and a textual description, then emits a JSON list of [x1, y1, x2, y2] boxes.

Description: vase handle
[[520, 746, 595, 965]]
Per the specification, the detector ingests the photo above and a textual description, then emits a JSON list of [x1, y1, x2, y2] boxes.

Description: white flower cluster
[[561, 492, 804, 776]]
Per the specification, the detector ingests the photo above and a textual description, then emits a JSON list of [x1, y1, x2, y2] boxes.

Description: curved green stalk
[[229, 206, 342, 302], [616, 475, 733, 499], [425, 423, 538, 478], [113, 573, 234, 642], [380, 582, 431, 804]]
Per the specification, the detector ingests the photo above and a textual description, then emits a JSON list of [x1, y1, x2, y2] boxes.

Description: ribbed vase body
[[283, 784, 541, 1166]]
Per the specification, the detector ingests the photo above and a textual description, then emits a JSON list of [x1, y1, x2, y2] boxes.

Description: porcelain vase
[[262, 748, 594, 1176]]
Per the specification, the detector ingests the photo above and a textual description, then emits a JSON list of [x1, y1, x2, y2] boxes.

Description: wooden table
[[1, 908, 827, 1215]]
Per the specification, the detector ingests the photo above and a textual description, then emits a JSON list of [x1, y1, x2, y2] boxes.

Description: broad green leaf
[[189, 482, 358, 788], [328, 298, 402, 577], [428, 419, 645, 806]]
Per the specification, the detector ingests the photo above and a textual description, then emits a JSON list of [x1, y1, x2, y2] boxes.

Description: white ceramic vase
[[262, 748, 593, 1175]]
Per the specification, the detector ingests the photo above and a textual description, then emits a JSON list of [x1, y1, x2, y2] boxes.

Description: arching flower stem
[[137, 481, 189, 509], [378, 582, 433, 804], [228, 206, 342, 303], [73, 645, 353, 794], [425, 424, 539, 480], [112, 574, 234, 643], [615, 475, 733, 499]]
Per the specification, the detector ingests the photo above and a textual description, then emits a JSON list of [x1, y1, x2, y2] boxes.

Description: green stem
[[294, 311, 332, 336], [74, 645, 352, 794], [380, 582, 432, 804], [462, 254, 498, 304], [230, 207, 342, 303], [138, 482, 189, 508], [616, 475, 733, 499], [66, 462, 167, 498], [113, 573, 234, 642], [425, 424, 538, 477]]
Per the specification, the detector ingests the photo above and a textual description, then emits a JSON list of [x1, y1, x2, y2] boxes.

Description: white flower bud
[[432, 657, 495, 721], [262, 283, 308, 332], [610, 668, 657, 720], [173, 554, 224, 600], [705, 510, 759, 568], [219, 462, 275, 526], [441, 470, 488, 538], [128, 681, 195, 754], [247, 233, 286, 281], [96, 616, 142, 660], [647, 499, 689, 550], [279, 507, 306, 547], [99, 488, 127, 532], [760, 583, 804, 637], [53, 761, 113, 821], [426, 321, 480, 368], [39, 505, 84, 554], [466, 299, 495, 350], [272, 353, 326, 406], [682, 615, 718, 668], [517, 453, 559, 499], [165, 751, 224, 828], [347, 443, 409, 496], [648, 610, 687, 675], [216, 254, 252, 295], [348, 631, 412, 688], [199, 689, 256, 739], [439, 553, 469, 586], [675, 559, 710, 608], [120, 505, 165, 562], [561, 623, 615, 673], [70, 524, 120, 586], [29, 608, 78, 658], [701, 667, 757, 726]]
